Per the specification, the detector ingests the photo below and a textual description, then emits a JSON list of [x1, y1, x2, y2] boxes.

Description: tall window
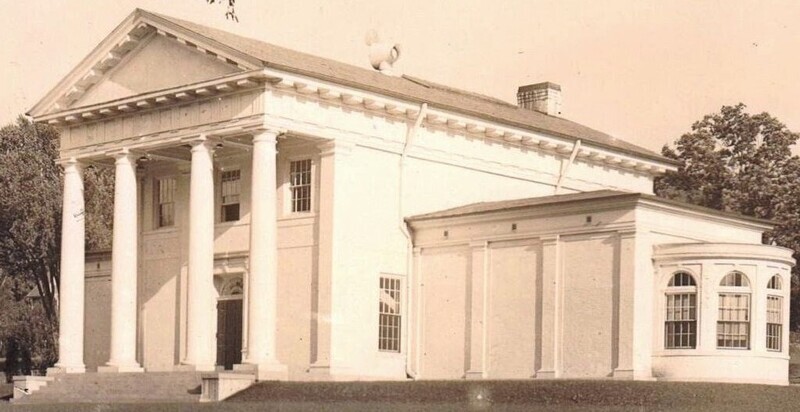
[[289, 159, 312, 213], [220, 169, 241, 222], [156, 177, 176, 228], [767, 275, 783, 351], [717, 272, 751, 349], [378, 276, 402, 352], [665, 271, 697, 349]]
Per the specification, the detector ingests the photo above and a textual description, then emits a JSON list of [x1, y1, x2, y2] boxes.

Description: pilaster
[[309, 139, 354, 377], [465, 241, 489, 379], [613, 229, 637, 379], [537, 235, 560, 379]]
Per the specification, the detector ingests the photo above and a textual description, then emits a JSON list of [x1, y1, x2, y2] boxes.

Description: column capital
[[56, 157, 84, 172], [185, 135, 218, 152], [540, 234, 560, 245], [469, 240, 488, 250], [252, 131, 280, 145], [106, 148, 138, 162], [318, 139, 355, 158], [248, 125, 285, 140]]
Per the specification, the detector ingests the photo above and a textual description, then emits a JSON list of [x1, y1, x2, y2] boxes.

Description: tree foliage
[[655, 103, 800, 329], [0, 117, 113, 377], [205, 0, 238, 22]]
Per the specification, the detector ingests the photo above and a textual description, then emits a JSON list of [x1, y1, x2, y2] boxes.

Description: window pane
[[221, 169, 241, 222], [664, 292, 697, 349], [290, 159, 312, 213], [768, 275, 782, 290], [156, 177, 176, 227], [379, 276, 402, 352], [717, 293, 750, 349]]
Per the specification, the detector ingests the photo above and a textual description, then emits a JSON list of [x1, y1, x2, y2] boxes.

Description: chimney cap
[[517, 82, 561, 93]]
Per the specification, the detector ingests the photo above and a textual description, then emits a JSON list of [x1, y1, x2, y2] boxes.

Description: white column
[[51, 158, 86, 374], [181, 138, 217, 371], [237, 129, 287, 380], [101, 150, 143, 373]]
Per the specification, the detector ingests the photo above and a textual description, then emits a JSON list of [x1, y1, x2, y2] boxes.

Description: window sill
[[376, 350, 404, 359], [279, 212, 317, 221], [654, 349, 788, 360]]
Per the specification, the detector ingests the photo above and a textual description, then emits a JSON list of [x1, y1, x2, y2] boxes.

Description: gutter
[[399, 102, 427, 380]]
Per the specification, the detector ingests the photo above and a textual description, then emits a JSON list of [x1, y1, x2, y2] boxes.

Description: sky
[[2, 0, 800, 153]]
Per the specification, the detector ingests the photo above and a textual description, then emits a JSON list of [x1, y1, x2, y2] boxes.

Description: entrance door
[[216, 299, 243, 370]]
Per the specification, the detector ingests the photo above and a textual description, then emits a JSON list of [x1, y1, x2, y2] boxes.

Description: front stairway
[[13, 372, 202, 404]]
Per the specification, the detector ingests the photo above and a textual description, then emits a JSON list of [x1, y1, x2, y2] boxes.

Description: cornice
[[38, 70, 270, 125], [635, 198, 774, 232], [653, 243, 795, 267], [259, 67, 675, 176], [38, 70, 672, 178]]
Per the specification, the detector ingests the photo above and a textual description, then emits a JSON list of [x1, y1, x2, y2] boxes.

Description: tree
[[205, 0, 238, 22], [655, 103, 800, 329], [0, 116, 113, 377]]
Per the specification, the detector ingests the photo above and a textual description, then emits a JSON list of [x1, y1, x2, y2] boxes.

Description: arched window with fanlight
[[717, 272, 751, 349], [665, 271, 698, 349], [766, 275, 783, 351]]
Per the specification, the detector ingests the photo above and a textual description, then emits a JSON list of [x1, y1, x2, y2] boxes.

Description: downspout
[[399, 103, 427, 380], [555, 139, 581, 194]]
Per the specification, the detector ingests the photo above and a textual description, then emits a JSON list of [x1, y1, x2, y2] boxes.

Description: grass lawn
[[3, 379, 800, 411]]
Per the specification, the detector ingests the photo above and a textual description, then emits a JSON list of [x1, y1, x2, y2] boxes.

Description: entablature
[[40, 66, 674, 177]]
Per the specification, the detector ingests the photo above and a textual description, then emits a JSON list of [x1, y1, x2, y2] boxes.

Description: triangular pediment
[[74, 34, 242, 107], [29, 9, 263, 117]]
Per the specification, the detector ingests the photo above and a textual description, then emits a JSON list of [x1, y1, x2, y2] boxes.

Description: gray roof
[[143, 10, 675, 165], [406, 189, 773, 226]]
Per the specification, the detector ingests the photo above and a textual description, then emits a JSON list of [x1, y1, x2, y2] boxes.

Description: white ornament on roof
[[365, 30, 401, 75]]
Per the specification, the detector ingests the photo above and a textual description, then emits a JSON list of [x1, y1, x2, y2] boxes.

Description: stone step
[[14, 372, 202, 404]]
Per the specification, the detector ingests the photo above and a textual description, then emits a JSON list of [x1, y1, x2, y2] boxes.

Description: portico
[[52, 119, 291, 380]]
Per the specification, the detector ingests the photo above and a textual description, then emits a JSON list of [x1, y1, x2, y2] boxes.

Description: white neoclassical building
[[29, 9, 793, 385]]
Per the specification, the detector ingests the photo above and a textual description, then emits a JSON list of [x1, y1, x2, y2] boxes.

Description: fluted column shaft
[[182, 139, 216, 371], [102, 151, 143, 372], [239, 129, 287, 380], [54, 159, 86, 374]]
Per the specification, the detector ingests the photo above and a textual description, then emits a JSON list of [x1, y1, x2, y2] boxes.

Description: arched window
[[767, 275, 782, 290], [767, 275, 783, 351], [717, 272, 751, 349], [665, 271, 697, 349], [220, 278, 244, 297], [719, 272, 749, 287]]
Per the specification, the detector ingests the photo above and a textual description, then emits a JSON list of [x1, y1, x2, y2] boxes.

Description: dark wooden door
[[216, 299, 243, 370]]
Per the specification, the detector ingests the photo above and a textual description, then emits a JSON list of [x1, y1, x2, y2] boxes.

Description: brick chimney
[[517, 82, 562, 116]]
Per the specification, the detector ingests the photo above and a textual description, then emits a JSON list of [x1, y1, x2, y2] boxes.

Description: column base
[[98, 364, 144, 373], [234, 361, 288, 381], [47, 364, 86, 375], [465, 370, 486, 380], [612, 368, 634, 379], [535, 370, 557, 379], [175, 363, 217, 373], [305, 363, 331, 380]]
